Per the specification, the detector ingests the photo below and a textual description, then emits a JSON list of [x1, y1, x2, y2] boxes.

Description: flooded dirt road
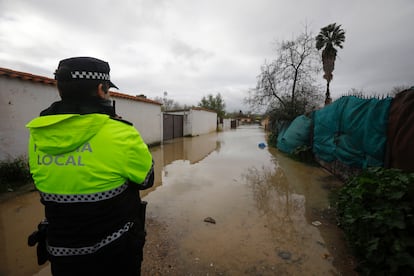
[[0, 125, 356, 275]]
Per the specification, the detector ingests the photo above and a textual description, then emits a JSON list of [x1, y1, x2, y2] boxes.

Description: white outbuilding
[[163, 108, 217, 140]]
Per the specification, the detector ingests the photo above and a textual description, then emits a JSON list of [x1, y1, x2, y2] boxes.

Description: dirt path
[[141, 208, 357, 276]]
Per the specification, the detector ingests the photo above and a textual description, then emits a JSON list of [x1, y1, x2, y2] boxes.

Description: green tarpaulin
[[277, 115, 312, 154], [312, 96, 392, 168]]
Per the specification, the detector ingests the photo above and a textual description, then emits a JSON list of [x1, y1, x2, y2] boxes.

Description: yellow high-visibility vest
[[26, 114, 152, 194]]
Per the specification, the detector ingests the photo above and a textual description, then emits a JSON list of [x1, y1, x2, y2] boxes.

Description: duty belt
[[47, 221, 133, 256]]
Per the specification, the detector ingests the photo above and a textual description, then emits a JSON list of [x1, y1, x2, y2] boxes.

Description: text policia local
[[35, 143, 92, 166]]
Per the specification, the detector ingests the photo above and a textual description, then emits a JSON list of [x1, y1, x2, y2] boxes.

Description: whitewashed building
[[164, 107, 217, 139], [108, 92, 162, 145], [0, 67, 162, 161], [218, 118, 232, 131], [185, 107, 217, 136]]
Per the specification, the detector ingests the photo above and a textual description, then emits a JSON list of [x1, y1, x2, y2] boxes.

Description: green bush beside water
[[0, 157, 32, 193], [336, 167, 414, 275]]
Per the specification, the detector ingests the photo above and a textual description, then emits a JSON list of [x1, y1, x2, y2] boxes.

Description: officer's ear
[[97, 83, 109, 99]]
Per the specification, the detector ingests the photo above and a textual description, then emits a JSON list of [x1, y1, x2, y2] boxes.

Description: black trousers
[[50, 227, 146, 276]]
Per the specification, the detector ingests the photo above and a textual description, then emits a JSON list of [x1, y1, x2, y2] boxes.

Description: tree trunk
[[325, 80, 332, 105], [322, 47, 336, 82], [291, 68, 299, 117], [322, 47, 336, 106]]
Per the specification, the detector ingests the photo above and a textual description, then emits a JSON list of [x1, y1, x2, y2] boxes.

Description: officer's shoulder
[[110, 117, 134, 126]]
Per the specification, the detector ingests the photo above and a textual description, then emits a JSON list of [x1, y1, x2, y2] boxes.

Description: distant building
[[218, 118, 232, 131], [163, 107, 217, 140]]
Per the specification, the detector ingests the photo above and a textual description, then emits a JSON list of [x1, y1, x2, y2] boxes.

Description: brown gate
[[163, 114, 183, 141]]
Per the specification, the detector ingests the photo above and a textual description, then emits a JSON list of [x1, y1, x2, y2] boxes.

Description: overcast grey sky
[[1, 0, 413, 112]]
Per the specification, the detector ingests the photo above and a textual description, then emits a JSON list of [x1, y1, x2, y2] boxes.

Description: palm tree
[[316, 23, 345, 105]]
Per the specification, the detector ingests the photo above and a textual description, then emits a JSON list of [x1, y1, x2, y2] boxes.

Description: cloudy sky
[[1, 0, 413, 112]]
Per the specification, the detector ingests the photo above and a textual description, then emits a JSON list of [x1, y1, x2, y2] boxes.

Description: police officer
[[26, 57, 154, 275]]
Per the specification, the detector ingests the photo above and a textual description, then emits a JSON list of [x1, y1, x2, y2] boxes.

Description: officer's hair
[[57, 80, 109, 100]]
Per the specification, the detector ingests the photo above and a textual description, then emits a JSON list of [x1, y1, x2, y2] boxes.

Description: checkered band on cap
[[70, 71, 111, 81]]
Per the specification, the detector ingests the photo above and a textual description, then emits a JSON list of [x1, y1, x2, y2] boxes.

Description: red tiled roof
[[0, 67, 56, 85], [0, 67, 162, 105], [109, 91, 162, 105]]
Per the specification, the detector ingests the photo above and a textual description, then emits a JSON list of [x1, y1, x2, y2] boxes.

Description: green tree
[[198, 93, 226, 118], [316, 23, 346, 105]]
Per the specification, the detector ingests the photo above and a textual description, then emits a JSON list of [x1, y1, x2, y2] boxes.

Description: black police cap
[[54, 57, 118, 89]]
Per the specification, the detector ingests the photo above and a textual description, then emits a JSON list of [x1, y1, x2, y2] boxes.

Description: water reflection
[[242, 164, 320, 267], [242, 152, 355, 275], [159, 132, 219, 166], [141, 132, 219, 197], [244, 164, 301, 220]]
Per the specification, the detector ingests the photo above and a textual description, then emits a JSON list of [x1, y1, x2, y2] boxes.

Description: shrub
[[291, 145, 315, 164], [336, 167, 414, 275], [267, 132, 278, 148], [0, 157, 32, 192]]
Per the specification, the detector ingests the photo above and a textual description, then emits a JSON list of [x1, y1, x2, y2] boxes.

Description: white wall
[[222, 118, 231, 130], [183, 111, 191, 136], [0, 77, 60, 160], [113, 97, 162, 145], [189, 109, 217, 136], [0, 75, 162, 161]]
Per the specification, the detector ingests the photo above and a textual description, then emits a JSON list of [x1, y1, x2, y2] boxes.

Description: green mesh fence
[[312, 96, 392, 168]]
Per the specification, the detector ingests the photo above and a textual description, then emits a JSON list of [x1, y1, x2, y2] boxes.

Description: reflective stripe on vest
[[47, 221, 133, 256], [39, 182, 129, 203]]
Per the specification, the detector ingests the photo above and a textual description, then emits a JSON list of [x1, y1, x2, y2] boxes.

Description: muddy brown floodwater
[[0, 125, 357, 276]]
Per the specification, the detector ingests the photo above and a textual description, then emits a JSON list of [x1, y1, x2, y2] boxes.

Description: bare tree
[[246, 27, 322, 120], [153, 94, 183, 111]]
